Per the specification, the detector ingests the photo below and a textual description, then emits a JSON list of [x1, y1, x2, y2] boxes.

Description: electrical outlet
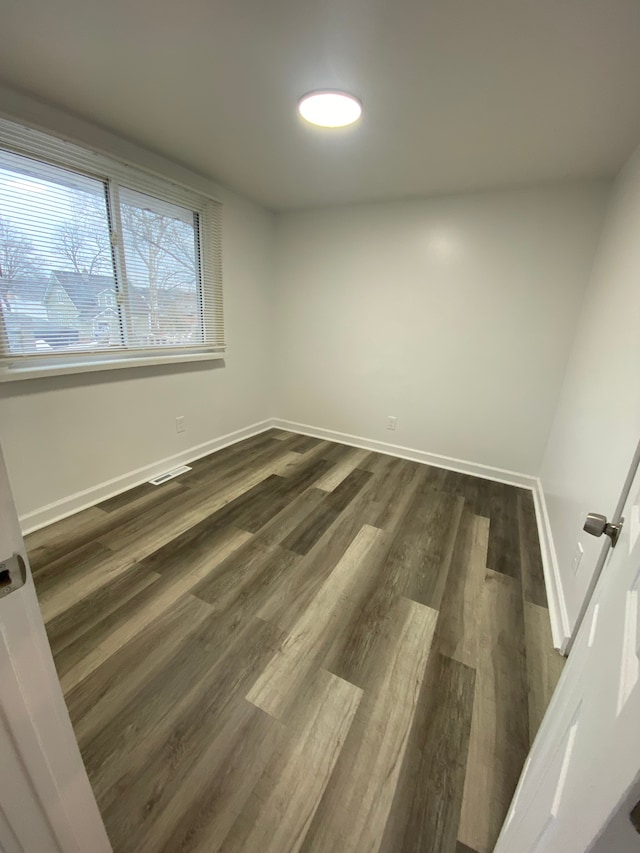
[[176, 416, 185, 434], [387, 416, 397, 431], [571, 542, 584, 575]]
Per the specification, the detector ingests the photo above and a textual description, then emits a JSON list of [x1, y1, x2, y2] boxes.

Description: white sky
[[0, 151, 108, 274], [0, 149, 197, 289]]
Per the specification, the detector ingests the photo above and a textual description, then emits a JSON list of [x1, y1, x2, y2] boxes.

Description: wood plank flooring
[[27, 430, 565, 853]]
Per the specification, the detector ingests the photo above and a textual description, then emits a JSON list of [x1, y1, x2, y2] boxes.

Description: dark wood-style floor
[[27, 430, 564, 853]]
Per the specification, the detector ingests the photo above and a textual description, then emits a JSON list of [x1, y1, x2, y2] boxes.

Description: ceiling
[[1, 0, 640, 211]]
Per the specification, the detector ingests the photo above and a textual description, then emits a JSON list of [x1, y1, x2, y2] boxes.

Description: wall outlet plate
[[387, 416, 397, 431], [176, 416, 185, 434]]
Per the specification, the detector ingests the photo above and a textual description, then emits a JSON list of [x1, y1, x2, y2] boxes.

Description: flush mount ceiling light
[[297, 90, 362, 128]]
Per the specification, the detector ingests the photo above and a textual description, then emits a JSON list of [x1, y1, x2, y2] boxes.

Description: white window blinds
[[0, 117, 224, 378]]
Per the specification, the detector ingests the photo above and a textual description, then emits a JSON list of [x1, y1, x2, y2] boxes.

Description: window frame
[[0, 117, 225, 382]]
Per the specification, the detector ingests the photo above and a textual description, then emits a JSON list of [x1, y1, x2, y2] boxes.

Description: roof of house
[[48, 271, 116, 319], [44, 271, 197, 321]]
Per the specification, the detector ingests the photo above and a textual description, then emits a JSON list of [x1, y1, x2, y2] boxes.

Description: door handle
[[0, 553, 27, 599], [583, 513, 624, 547]]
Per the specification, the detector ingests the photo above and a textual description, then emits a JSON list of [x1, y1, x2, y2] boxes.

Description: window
[[0, 118, 224, 380]]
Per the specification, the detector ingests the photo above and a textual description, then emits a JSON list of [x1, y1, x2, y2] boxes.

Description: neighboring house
[[43, 271, 195, 346], [1, 270, 198, 353], [44, 271, 120, 346], [0, 272, 119, 351]]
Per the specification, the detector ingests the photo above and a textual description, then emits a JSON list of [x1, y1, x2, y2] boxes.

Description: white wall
[[540, 143, 640, 637], [0, 88, 275, 524], [273, 185, 608, 475]]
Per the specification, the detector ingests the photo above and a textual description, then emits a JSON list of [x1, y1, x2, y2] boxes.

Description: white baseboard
[[272, 418, 538, 489], [531, 479, 572, 653], [21, 414, 569, 652], [274, 419, 570, 650], [19, 419, 273, 535]]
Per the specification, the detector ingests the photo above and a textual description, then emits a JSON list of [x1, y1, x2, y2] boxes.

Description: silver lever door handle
[[583, 513, 624, 547]]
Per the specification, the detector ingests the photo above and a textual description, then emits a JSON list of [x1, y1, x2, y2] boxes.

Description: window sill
[[0, 350, 225, 382]]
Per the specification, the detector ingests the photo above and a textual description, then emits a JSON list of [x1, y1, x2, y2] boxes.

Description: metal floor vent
[[148, 465, 192, 486]]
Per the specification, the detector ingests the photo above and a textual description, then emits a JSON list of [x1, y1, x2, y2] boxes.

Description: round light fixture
[[297, 90, 362, 128]]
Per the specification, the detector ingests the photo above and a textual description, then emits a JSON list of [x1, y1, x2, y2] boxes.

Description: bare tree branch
[[54, 194, 111, 275], [0, 215, 42, 310]]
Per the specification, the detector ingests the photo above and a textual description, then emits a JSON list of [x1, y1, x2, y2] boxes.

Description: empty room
[[1, 1, 640, 851]]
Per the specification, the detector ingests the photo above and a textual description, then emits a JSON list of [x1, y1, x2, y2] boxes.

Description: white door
[[0, 441, 111, 852], [495, 446, 640, 853]]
